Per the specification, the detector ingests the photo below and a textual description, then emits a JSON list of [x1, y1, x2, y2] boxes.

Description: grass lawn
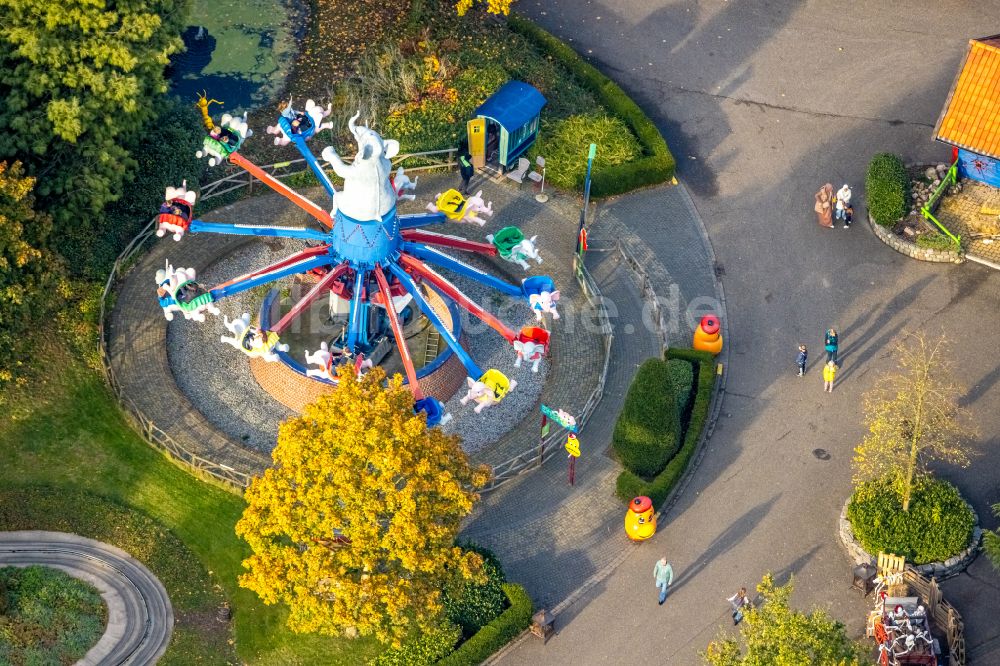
[[0, 564, 107, 665], [0, 353, 380, 665]]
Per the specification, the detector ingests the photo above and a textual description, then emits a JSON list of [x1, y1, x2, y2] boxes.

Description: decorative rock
[[903, 226, 915, 236], [925, 167, 938, 180]]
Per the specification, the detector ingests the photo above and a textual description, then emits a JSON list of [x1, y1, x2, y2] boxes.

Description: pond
[[167, 0, 308, 112]]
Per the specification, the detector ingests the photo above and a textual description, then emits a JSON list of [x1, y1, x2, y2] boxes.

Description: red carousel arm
[[270, 262, 351, 334], [373, 265, 423, 400]]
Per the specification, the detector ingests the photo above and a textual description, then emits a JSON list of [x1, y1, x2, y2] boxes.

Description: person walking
[[834, 184, 852, 228], [653, 557, 674, 605], [727, 587, 752, 625], [458, 149, 475, 195], [814, 183, 834, 228], [824, 328, 839, 364], [796, 344, 808, 376], [844, 204, 854, 229], [823, 360, 837, 392]]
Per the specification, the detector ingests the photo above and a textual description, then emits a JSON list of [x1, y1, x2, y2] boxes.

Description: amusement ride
[[154, 95, 560, 426]]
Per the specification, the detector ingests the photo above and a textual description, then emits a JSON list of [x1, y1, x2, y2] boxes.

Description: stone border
[[868, 212, 964, 264], [838, 498, 983, 580]]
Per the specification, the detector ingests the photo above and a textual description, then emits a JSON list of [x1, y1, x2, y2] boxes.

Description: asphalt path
[[0, 531, 173, 665], [502, 1, 1000, 664]]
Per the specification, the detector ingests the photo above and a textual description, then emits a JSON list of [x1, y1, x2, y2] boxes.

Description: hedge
[[666, 358, 694, 417], [612, 358, 680, 478], [508, 15, 675, 196], [444, 546, 509, 638], [616, 348, 716, 506], [847, 476, 975, 564], [370, 623, 463, 666], [437, 584, 533, 666], [866, 152, 909, 227]]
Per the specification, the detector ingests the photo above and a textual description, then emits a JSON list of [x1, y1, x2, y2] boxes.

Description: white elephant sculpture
[[513, 338, 546, 373], [220, 313, 288, 362], [529, 289, 561, 321], [304, 341, 335, 380], [463, 191, 493, 226], [156, 181, 197, 241], [155, 262, 219, 322], [508, 236, 542, 270], [321, 112, 399, 221], [392, 166, 418, 202], [459, 376, 517, 413], [266, 97, 333, 145]]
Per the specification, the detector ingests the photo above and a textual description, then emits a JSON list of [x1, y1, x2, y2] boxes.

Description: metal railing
[[920, 158, 962, 248], [481, 254, 614, 491]]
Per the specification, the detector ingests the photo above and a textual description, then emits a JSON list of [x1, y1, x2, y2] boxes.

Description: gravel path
[[166, 238, 547, 454]]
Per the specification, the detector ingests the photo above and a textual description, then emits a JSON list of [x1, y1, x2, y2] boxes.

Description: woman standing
[[814, 183, 834, 228], [824, 328, 839, 364]]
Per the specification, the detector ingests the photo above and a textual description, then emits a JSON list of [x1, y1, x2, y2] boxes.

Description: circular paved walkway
[[0, 531, 173, 665]]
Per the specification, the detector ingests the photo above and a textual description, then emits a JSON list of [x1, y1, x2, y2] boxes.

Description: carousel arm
[[344, 269, 368, 352], [397, 253, 516, 342], [189, 220, 331, 242], [403, 243, 523, 298], [228, 152, 334, 228], [212, 245, 330, 290], [270, 262, 351, 334], [286, 135, 337, 200], [208, 255, 332, 300], [399, 212, 447, 230], [386, 262, 484, 379], [401, 229, 498, 256], [372, 265, 423, 399]]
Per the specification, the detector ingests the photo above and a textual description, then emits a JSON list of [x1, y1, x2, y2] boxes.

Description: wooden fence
[[901, 568, 966, 665], [481, 254, 614, 491]]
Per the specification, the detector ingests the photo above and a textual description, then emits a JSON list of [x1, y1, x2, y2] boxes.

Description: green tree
[[985, 503, 1000, 572], [852, 332, 975, 511], [0, 0, 188, 257], [0, 161, 64, 383], [235, 367, 491, 646], [704, 574, 869, 666]]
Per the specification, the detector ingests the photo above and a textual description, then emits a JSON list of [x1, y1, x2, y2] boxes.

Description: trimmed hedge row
[[508, 15, 676, 197], [612, 359, 681, 478], [616, 348, 717, 506], [866, 152, 909, 227], [437, 584, 533, 666]]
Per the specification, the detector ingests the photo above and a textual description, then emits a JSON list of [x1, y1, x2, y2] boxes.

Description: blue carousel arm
[[399, 212, 447, 229], [189, 220, 332, 242], [386, 262, 483, 379], [209, 255, 332, 300], [345, 269, 367, 352], [403, 242, 523, 298], [286, 131, 337, 200]]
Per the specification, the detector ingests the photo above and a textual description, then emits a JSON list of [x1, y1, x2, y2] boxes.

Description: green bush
[[530, 114, 642, 189], [369, 623, 463, 666], [612, 358, 680, 478], [985, 503, 1000, 573], [847, 476, 975, 564], [444, 546, 508, 638], [666, 358, 694, 417], [866, 153, 909, 227], [438, 584, 533, 666], [616, 349, 716, 506], [915, 233, 958, 251], [508, 15, 675, 196]]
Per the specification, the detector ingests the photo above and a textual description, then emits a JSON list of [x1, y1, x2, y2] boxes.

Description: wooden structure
[[470, 81, 546, 170], [933, 35, 1000, 188]]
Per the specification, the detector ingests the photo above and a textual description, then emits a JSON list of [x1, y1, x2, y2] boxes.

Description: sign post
[[565, 433, 581, 486], [540, 404, 579, 486], [577, 143, 597, 258]]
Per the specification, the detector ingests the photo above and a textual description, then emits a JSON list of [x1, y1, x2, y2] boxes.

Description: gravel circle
[[166, 239, 547, 455]]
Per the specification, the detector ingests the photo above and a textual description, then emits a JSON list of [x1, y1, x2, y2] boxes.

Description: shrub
[[369, 622, 463, 666], [616, 349, 716, 506], [866, 153, 909, 227], [530, 114, 642, 190], [915, 233, 958, 251], [666, 358, 694, 417], [847, 476, 975, 564], [438, 583, 533, 666], [985, 503, 1000, 573], [508, 15, 676, 196], [612, 358, 680, 478], [444, 546, 508, 638]]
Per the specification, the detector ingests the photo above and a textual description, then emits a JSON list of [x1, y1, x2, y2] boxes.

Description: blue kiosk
[[470, 81, 546, 171]]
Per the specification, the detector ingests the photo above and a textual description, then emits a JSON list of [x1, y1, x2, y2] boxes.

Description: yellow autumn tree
[[455, 0, 515, 16], [235, 366, 491, 645]]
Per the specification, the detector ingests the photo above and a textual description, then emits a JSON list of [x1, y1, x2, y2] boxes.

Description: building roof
[[934, 35, 1000, 160], [475, 81, 546, 133]]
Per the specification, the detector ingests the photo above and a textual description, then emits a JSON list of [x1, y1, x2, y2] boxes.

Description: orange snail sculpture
[[625, 496, 656, 541]]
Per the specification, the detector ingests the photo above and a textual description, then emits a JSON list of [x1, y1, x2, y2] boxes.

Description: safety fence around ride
[[481, 255, 614, 492]]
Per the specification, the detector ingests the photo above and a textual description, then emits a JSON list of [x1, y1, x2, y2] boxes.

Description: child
[[844, 204, 854, 229], [823, 360, 837, 392], [796, 344, 808, 376], [728, 587, 752, 625]]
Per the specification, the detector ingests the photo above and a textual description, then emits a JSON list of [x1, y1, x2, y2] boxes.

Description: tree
[[704, 574, 869, 666], [852, 332, 975, 511], [0, 0, 188, 255], [235, 367, 491, 646], [455, 0, 515, 16], [0, 161, 63, 383], [985, 503, 1000, 573]]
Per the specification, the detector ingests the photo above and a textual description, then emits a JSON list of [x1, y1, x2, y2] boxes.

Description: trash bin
[[530, 609, 554, 643], [625, 496, 656, 541], [852, 563, 877, 596]]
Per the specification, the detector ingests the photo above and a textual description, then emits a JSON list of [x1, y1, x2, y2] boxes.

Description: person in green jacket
[[654, 557, 674, 605]]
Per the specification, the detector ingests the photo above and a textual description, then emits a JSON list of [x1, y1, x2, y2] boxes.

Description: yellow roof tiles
[[934, 35, 1000, 160]]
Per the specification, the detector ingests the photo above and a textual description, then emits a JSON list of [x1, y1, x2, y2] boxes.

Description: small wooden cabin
[[469, 81, 546, 170]]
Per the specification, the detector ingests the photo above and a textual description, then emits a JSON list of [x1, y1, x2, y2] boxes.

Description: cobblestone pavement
[[937, 180, 1000, 265], [503, 1, 1000, 664]]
